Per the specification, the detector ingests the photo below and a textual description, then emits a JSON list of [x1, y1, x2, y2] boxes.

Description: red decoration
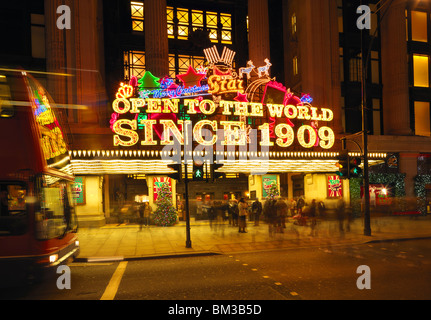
[[176, 66, 206, 88], [234, 91, 249, 103]]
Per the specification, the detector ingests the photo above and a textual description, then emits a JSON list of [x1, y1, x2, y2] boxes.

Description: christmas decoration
[[176, 65, 206, 88], [265, 182, 279, 200], [414, 175, 431, 214], [153, 182, 178, 226]]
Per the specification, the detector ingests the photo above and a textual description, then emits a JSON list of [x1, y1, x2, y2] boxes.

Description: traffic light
[[192, 160, 205, 181], [167, 163, 182, 182], [336, 153, 350, 179], [211, 162, 225, 182], [349, 157, 363, 178]]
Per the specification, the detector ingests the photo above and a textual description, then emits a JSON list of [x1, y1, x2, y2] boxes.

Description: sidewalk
[[76, 215, 431, 262]]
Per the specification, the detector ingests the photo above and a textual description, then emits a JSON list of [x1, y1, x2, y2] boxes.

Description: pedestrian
[[263, 197, 277, 235], [290, 198, 297, 216], [317, 200, 325, 218], [229, 199, 239, 227], [251, 198, 263, 226], [275, 197, 288, 232], [297, 196, 305, 214], [336, 197, 346, 232], [238, 198, 248, 233], [308, 199, 317, 236], [143, 202, 152, 226], [139, 202, 145, 230]]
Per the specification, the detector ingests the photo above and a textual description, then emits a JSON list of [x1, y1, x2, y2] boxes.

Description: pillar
[[145, 0, 169, 78], [381, 0, 412, 136], [299, 0, 343, 136], [248, 0, 271, 74], [399, 153, 419, 197]]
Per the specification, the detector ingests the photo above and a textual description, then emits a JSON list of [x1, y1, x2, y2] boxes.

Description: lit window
[[413, 54, 429, 87], [220, 13, 232, 44], [207, 12, 218, 43], [177, 8, 189, 40], [293, 56, 298, 76], [168, 54, 176, 78], [169, 54, 206, 79], [167, 7, 175, 38], [415, 101, 431, 136], [291, 13, 297, 35], [165, 8, 231, 44], [192, 10, 204, 29], [124, 51, 146, 80], [411, 10, 428, 42], [131, 1, 144, 32], [371, 51, 380, 84]]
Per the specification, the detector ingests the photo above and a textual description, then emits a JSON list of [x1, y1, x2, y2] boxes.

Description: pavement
[[75, 215, 431, 262]]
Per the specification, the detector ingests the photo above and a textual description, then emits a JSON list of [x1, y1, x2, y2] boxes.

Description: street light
[[360, 0, 395, 236]]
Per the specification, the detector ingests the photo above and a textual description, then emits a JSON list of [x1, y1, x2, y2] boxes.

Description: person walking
[[229, 199, 239, 227], [138, 202, 145, 231], [252, 198, 262, 226], [308, 199, 317, 237], [238, 198, 248, 233], [143, 202, 152, 227], [263, 197, 277, 236], [275, 197, 288, 231]]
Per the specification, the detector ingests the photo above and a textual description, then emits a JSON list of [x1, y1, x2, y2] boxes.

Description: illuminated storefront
[[69, 46, 386, 226]]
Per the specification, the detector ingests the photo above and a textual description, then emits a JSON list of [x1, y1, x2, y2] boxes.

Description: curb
[[365, 235, 431, 244], [74, 251, 220, 263]]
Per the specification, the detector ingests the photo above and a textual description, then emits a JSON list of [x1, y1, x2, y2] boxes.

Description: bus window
[[36, 175, 78, 240], [0, 74, 14, 118], [0, 183, 28, 235]]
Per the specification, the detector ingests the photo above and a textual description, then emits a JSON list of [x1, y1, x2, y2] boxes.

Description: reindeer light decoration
[[257, 59, 272, 78], [239, 61, 255, 80]]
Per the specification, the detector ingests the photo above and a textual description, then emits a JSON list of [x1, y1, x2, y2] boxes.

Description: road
[[1, 239, 430, 303]]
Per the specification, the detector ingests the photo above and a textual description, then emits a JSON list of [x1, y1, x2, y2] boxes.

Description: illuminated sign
[[153, 177, 172, 201], [110, 46, 336, 152], [26, 76, 69, 168], [327, 175, 343, 198]]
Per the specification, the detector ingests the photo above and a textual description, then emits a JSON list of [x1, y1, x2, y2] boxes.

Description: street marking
[[290, 292, 299, 296], [70, 263, 114, 267], [100, 261, 128, 300], [274, 282, 282, 286]]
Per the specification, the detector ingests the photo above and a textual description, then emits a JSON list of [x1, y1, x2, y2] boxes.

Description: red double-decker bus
[[0, 70, 79, 287]]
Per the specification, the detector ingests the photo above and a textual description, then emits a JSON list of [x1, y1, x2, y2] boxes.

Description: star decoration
[[176, 66, 206, 88], [234, 91, 249, 103]]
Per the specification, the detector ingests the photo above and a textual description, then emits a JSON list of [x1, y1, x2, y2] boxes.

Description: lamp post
[[361, 28, 371, 236], [359, 0, 395, 236]]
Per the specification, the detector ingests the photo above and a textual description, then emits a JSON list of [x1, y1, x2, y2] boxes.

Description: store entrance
[[108, 174, 149, 223]]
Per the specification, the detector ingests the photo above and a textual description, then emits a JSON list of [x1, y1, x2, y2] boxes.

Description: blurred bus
[[0, 71, 79, 287]]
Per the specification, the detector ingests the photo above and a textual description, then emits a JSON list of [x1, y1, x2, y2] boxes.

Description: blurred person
[[251, 198, 262, 226], [228, 199, 239, 227], [336, 197, 346, 233], [139, 202, 145, 230], [275, 197, 288, 232], [297, 196, 305, 214], [290, 198, 297, 216], [143, 202, 152, 226], [208, 200, 216, 229], [263, 197, 277, 236], [308, 199, 317, 237], [238, 198, 248, 233], [317, 200, 326, 218]]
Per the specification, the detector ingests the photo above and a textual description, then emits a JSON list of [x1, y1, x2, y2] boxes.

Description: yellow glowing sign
[[111, 96, 335, 150]]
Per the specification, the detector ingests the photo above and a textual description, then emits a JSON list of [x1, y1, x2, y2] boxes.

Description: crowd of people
[[136, 195, 351, 236], [200, 196, 349, 235]]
